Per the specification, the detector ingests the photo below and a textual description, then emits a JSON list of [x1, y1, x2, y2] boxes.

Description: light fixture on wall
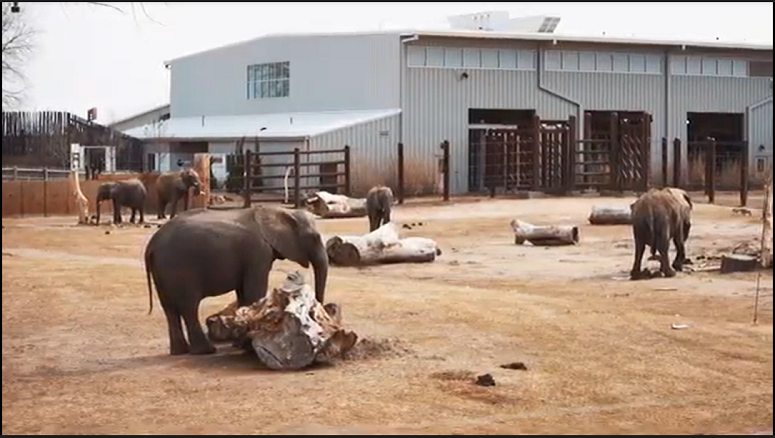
[[460, 72, 469, 80]]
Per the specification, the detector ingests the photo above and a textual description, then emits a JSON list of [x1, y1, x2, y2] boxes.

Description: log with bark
[[204, 271, 358, 371], [510, 219, 580, 246], [588, 205, 633, 225], [325, 222, 441, 267], [763, 181, 773, 269], [305, 191, 368, 219]]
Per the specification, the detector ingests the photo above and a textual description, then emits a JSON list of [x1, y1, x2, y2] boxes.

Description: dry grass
[[2, 195, 773, 435], [689, 157, 746, 189], [403, 158, 439, 196]]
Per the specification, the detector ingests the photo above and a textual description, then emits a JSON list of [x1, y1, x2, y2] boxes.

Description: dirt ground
[[2, 191, 773, 435]]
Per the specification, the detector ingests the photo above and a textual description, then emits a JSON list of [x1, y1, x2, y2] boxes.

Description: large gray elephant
[[366, 185, 394, 232], [155, 169, 203, 220], [144, 205, 329, 356], [630, 187, 693, 280], [95, 178, 147, 225]]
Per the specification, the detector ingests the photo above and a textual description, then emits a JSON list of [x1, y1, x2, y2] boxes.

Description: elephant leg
[[241, 260, 272, 306], [657, 237, 676, 278], [672, 230, 687, 272], [157, 197, 167, 219], [163, 306, 190, 355], [180, 298, 216, 355], [630, 238, 648, 280], [96, 201, 102, 225], [648, 246, 659, 261], [112, 199, 122, 225], [138, 207, 145, 224], [368, 213, 378, 232], [183, 192, 190, 211], [170, 195, 180, 218], [130, 208, 137, 224], [383, 206, 392, 225]]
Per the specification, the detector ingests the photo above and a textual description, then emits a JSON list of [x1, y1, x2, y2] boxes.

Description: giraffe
[[69, 169, 90, 225]]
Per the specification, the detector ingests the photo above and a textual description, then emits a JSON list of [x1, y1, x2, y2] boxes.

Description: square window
[[579, 52, 596, 71], [645, 54, 662, 74], [612, 53, 629, 72], [670, 55, 686, 75], [407, 46, 426, 67], [517, 50, 535, 69], [481, 49, 499, 68], [561, 51, 579, 71], [463, 48, 481, 68], [732, 59, 748, 76], [686, 56, 702, 75], [444, 48, 463, 68], [596, 53, 613, 72], [544, 50, 561, 70], [629, 54, 646, 73], [498, 50, 517, 69], [701, 58, 717, 76], [717, 58, 733, 76], [426, 47, 445, 67]]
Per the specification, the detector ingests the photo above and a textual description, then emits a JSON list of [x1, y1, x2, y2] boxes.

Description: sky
[[11, 2, 775, 124]]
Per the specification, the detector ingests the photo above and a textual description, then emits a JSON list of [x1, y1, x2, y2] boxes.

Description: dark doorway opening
[[146, 153, 157, 172], [468, 108, 536, 126], [83, 147, 106, 180], [686, 112, 745, 189]]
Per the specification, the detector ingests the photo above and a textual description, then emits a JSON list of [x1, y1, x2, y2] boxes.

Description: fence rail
[[2, 167, 86, 181]]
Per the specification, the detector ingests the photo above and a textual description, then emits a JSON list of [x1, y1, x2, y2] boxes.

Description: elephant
[[144, 205, 329, 356], [366, 185, 394, 232], [647, 187, 693, 262], [155, 169, 203, 220], [629, 187, 693, 280], [95, 179, 147, 225]]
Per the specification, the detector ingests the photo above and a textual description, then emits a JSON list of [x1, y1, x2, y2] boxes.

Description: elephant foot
[[672, 262, 684, 273], [683, 258, 694, 265], [170, 342, 190, 356], [662, 268, 677, 278], [630, 269, 650, 281], [189, 342, 217, 355]]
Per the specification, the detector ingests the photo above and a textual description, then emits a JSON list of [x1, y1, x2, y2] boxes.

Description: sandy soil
[[2, 191, 772, 435]]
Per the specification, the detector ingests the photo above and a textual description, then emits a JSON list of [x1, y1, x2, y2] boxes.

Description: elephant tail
[[145, 250, 154, 315]]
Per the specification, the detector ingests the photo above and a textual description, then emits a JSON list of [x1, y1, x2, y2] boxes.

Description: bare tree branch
[[2, 2, 34, 109]]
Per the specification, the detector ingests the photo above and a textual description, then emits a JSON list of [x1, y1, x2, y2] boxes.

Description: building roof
[[164, 28, 772, 66], [109, 103, 170, 127], [122, 108, 401, 141]]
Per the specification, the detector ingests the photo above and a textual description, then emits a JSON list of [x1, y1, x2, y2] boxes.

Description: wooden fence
[[2, 154, 210, 219]]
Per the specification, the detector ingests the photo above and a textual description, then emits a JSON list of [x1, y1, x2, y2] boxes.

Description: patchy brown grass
[[2, 194, 773, 435], [403, 158, 439, 196]]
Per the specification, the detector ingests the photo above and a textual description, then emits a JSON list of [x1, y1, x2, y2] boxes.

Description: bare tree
[[2, 2, 34, 109]]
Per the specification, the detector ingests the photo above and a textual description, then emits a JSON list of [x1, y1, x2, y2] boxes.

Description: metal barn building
[[123, 14, 773, 196]]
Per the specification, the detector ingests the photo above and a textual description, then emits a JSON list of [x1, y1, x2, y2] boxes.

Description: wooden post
[[192, 154, 211, 209], [740, 141, 750, 207], [609, 112, 620, 191], [672, 138, 682, 188], [243, 149, 252, 208], [12, 166, 18, 181], [293, 148, 301, 208], [531, 115, 541, 191], [397, 142, 405, 204], [42, 167, 49, 217], [441, 140, 450, 201], [707, 140, 717, 204], [661, 137, 668, 188], [567, 115, 577, 193], [343, 145, 351, 197]]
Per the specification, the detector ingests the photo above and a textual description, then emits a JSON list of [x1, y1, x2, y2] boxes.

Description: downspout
[[398, 34, 419, 150], [664, 49, 672, 184], [536, 44, 583, 135]]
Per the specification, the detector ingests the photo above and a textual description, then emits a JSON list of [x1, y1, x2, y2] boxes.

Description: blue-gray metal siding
[[310, 114, 401, 196], [749, 98, 774, 178], [169, 34, 400, 118]]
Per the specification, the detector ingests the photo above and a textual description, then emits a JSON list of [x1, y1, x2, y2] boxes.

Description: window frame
[[246, 61, 291, 100]]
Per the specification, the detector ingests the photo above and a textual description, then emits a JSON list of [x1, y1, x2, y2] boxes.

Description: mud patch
[[430, 370, 476, 381], [342, 337, 413, 361], [431, 370, 514, 405]]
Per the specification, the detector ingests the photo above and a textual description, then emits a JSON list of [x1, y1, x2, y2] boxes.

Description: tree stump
[[510, 219, 580, 246], [588, 206, 632, 225], [305, 191, 368, 218], [720, 254, 760, 274], [325, 222, 441, 266], [204, 271, 358, 371]]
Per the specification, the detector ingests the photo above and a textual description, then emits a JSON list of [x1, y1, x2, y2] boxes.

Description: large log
[[69, 170, 90, 225], [204, 271, 358, 371], [588, 205, 632, 225], [305, 191, 368, 218], [510, 219, 580, 246], [325, 222, 441, 266], [763, 181, 773, 269]]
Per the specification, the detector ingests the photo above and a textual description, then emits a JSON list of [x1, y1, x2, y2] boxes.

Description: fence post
[[293, 148, 302, 208], [440, 140, 450, 202], [566, 115, 577, 193], [12, 166, 18, 180], [609, 112, 621, 191], [397, 142, 405, 204], [661, 137, 668, 188], [531, 115, 541, 191], [673, 138, 682, 188], [740, 141, 750, 207], [707, 140, 717, 204], [343, 145, 351, 197], [242, 149, 252, 208], [43, 167, 49, 217]]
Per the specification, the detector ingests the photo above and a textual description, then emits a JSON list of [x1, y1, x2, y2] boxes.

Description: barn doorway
[[686, 112, 745, 189], [467, 108, 537, 193]]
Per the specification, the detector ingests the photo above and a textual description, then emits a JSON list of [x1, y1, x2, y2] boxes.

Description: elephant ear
[[253, 208, 311, 268]]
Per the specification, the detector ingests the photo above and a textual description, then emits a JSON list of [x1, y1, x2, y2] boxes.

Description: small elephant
[[366, 185, 394, 232], [144, 206, 329, 356], [630, 187, 693, 280], [155, 169, 203, 220], [95, 179, 147, 225]]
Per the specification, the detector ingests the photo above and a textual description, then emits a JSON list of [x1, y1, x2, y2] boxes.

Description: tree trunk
[[763, 181, 773, 269], [510, 219, 580, 246], [204, 271, 358, 371], [325, 222, 441, 266], [588, 206, 632, 225], [305, 191, 367, 218], [69, 170, 90, 225], [191, 153, 211, 209]]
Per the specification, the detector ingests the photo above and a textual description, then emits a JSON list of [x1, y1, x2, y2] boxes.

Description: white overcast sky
[[14, 2, 774, 124]]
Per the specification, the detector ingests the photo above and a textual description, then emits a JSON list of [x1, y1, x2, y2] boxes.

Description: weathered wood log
[[588, 205, 632, 225], [763, 182, 773, 269], [325, 222, 441, 266], [510, 219, 580, 246], [305, 191, 368, 218], [720, 254, 760, 274], [69, 170, 91, 225], [204, 271, 358, 371]]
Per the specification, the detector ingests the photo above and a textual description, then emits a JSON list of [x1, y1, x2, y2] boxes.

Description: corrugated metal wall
[[749, 98, 774, 178], [310, 114, 400, 196]]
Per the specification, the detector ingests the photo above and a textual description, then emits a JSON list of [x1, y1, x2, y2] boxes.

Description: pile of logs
[[510, 219, 580, 246], [305, 191, 367, 219], [325, 222, 441, 266], [205, 271, 358, 371]]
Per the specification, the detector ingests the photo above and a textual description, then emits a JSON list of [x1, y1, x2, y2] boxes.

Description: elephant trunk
[[95, 199, 102, 225], [309, 242, 329, 304]]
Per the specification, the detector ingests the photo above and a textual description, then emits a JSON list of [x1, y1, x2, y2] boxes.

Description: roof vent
[[447, 12, 561, 34]]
